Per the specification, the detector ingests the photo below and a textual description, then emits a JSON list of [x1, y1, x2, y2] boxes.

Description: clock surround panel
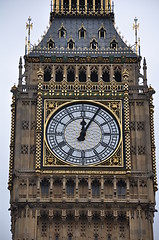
[[42, 99, 125, 169]]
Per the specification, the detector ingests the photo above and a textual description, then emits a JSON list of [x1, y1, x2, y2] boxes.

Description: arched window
[[55, 67, 63, 82], [53, 178, 62, 198], [110, 39, 118, 49], [79, 178, 88, 198], [114, 68, 122, 82], [47, 39, 54, 49], [98, 26, 106, 39], [55, 235, 59, 240], [68, 234, 72, 240], [104, 179, 113, 198], [64, 0, 69, 9], [95, 0, 101, 10], [79, 26, 86, 39], [66, 179, 75, 196], [102, 69, 110, 82], [92, 179, 100, 197], [107, 234, 111, 240], [59, 25, 67, 38], [41, 178, 50, 197], [87, 0, 93, 10], [91, 39, 98, 50], [91, 68, 98, 82], [67, 67, 75, 82], [71, 0, 77, 9], [68, 39, 75, 49], [117, 180, 126, 198], [94, 234, 98, 240], [44, 66, 51, 82], [79, 67, 86, 82], [80, 0, 85, 10]]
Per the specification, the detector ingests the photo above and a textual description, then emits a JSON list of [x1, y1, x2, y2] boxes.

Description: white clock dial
[[46, 102, 120, 165]]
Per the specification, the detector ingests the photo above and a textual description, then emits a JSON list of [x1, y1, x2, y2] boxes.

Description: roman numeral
[[81, 151, 85, 165], [58, 141, 66, 148], [101, 141, 108, 148], [66, 108, 74, 119], [103, 132, 111, 136], [68, 148, 74, 155]]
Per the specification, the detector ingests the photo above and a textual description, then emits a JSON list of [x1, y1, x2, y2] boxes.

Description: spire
[[50, 0, 53, 12], [133, 17, 139, 55], [26, 16, 33, 54], [18, 57, 23, 86], [143, 57, 147, 86]]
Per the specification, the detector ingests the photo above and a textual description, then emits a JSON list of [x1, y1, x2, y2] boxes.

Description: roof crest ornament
[[26, 16, 33, 54], [133, 17, 139, 55]]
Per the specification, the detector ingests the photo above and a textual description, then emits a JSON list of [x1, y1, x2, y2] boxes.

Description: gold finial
[[133, 17, 139, 54], [26, 16, 33, 54]]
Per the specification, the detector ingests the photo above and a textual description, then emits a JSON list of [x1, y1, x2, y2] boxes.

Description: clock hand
[[77, 108, 100, 142], [85, 108, 100, 132], [77, 118, 86, 141]]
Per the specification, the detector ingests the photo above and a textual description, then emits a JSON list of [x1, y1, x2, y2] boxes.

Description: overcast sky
[[0, 1, 158, 239]]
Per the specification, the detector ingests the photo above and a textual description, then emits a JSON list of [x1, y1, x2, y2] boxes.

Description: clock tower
[[9, 1, 157, 239]]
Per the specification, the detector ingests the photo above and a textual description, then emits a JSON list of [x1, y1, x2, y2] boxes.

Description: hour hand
[[77, 118, 86, 142]]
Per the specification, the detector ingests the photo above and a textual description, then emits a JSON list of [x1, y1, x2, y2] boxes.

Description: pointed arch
[[98, 25, 106, 39], [79, 24, 86, 39], [110, 38, 118, 49], [90, 67, 98, 82], [67, 38, 75, 49], [58, 24, 67, 38], [102, 67, 110, 82], [90, 38, 98, 50], [55, 66, 63, 82], [67, 66, 75, 82], [47, 37, 55, 49], [114, 67, 122, 82], [44, 66, 51, 82], [79, 66, 86, 82]]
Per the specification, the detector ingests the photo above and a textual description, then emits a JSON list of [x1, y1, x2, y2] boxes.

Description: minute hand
[[85, 108, 100, 131]]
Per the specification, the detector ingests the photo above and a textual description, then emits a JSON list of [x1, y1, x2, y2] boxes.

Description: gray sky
[[0, 1, 158, 239]]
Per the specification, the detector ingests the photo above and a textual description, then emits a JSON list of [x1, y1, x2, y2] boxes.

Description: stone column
[[63, 176, 66, 200], [126, 178, 130, 200], [87, 65, 90, 81], [37, 177, 40, 199], [105, 0, 108, 12], [53, 0, 55, 11], [88, 176, 91, 199], [75, 176, 79, 199], [85, 0, 87, 12], [77, 0, 79, 12], [101, 176, 104, 200], [98, 65, 102, 81], [110, 64, 114, 81], [69, 0, 71, 11], [75, 65, 79, 80], [50, 176, 53, 198], [51, 64, 55, 81], [93, 0, 95, 11], [61, 0, 64, 12], [64, 65, 67, 81], [101, 0, 103, 11], [56, 0, 59, 11], [113, 176, 117, 200]]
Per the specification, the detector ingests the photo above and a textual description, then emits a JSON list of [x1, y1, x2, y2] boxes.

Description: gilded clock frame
[[43, 99, 123, 168]]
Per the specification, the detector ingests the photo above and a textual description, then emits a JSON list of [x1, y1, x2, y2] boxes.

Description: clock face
[[45, 102, 120, 166]]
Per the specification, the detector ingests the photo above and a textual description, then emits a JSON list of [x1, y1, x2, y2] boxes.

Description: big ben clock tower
[[9, 1, 157, 239]]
